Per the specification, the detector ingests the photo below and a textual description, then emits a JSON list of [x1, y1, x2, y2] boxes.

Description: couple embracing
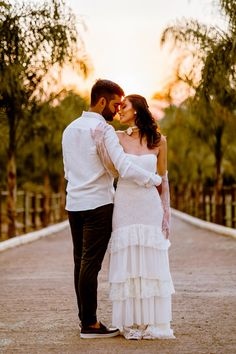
[[62, 79, 175, 340]]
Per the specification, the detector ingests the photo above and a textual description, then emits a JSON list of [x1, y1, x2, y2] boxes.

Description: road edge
[[0, 220, 69, 252], [172, 208, 236, 239], [1, 208, 235, 253]]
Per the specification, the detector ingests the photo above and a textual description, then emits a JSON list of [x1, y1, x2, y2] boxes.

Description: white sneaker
[[142, 325, 175, 340], [123, 327, 143, 340]]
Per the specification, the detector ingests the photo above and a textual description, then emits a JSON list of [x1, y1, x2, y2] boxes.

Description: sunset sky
[[65, 0, 223, 99]]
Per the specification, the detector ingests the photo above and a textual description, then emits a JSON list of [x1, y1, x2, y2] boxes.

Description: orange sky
[[63, 0, 223, 101]]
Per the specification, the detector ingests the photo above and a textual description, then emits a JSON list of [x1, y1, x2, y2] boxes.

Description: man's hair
[[90, 79, 124, 106]]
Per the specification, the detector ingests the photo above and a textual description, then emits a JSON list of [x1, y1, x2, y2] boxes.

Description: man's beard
[[102, 104, 115, 121]]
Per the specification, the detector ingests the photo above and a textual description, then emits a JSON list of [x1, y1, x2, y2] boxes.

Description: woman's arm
[[92, 123, 162, 187], [91, 124, 119, 178], [156, 135, 171, 239], [157, 135, 167, 177]]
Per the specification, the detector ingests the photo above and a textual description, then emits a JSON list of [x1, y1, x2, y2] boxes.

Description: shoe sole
[[80, 331, 120, 339]]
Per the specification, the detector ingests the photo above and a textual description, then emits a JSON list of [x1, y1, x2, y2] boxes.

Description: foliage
[[0, 0, 89, 236], [160, 103, 214, 185], [0, 108, 7, 186], [18, 91, 88, 191], [160, 0, 236, 193], [0, 0, 88, 151]]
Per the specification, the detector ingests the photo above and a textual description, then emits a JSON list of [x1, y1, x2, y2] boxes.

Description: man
[[62, 79, 161, 339]]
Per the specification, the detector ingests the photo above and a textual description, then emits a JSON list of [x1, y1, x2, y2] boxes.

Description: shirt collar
[[81, 111, 106, 123]]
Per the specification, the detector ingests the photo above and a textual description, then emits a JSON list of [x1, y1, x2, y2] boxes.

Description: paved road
[[0, 216, 235, 354]]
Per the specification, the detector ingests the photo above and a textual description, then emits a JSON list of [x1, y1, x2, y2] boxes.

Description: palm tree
[[0, 0, 88, 237], [161, 0, 236, 223]]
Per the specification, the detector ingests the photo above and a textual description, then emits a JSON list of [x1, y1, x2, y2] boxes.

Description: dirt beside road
[[0, 216, 235, 354]]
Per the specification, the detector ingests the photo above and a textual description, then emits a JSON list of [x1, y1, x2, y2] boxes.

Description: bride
[[94, 94, 175, 340]]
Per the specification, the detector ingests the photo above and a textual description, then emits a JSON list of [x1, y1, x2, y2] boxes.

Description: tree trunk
[[7, 151, 17, 238], [214, 156, 223, 224], [42, 173, 51, 227], [195, 168, 203, 218], [59, 173, 66, 219], [213, 127, 223, 224]]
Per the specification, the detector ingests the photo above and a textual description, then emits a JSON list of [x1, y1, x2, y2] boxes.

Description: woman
[[94, 94, 175, 340]]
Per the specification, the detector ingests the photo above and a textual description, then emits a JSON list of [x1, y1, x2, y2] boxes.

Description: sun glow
[[63, 0, 223, 101]]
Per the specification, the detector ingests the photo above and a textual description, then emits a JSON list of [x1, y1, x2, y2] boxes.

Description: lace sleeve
[[91, 123, 119, 178], [159, 171, 171, 239]]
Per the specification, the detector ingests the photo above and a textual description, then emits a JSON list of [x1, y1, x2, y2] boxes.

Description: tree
[[160, 101, 214, 183], [161, 0, 236, 222], [0, 0, 88, 236], [18, 91, 88, 225]]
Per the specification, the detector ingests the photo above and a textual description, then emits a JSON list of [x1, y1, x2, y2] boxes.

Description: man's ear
[[98, 97, 106, 109]]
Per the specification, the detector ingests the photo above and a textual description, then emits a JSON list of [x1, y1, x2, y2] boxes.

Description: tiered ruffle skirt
[[108, 224, 175, 337]]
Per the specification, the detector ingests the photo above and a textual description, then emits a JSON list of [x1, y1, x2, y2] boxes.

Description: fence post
[[60, 192, 66, 220], [41, 194, 46, 227], [202, 187, 206, 220], [0, 191, 2, 239], [222, 187, 226, 226], [209, 189, 213, 222], [24, 191, 30, 233], [31, 193, 36, 230], [232, 185, 236, 229]]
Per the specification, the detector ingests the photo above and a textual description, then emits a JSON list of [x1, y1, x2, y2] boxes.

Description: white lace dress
[[108, 153, 175, 338]]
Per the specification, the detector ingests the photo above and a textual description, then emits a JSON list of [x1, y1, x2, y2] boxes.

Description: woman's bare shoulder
[[153, 134, 167, 156], [160, 134, 167, 145]]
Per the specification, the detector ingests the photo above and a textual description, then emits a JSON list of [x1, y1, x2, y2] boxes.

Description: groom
[[62, 79, 161, 338]]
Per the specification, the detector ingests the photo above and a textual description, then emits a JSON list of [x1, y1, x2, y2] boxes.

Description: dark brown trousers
[[68, 203, 113, 327]]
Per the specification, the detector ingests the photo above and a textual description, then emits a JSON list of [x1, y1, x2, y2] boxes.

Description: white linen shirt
[[62, 111, 161, 211]]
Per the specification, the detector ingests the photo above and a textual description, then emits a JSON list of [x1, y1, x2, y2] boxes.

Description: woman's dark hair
[[125, 94, 161, 149], [91, 79, 124, 106]]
